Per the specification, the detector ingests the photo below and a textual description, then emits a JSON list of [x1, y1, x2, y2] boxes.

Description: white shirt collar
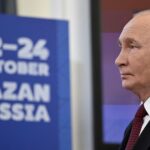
[[144, 97, 150, 116]]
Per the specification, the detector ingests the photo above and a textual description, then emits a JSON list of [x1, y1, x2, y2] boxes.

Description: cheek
[[140, 59, 150, 75], [133, 61, 150, 84], [129, 52, 150, 73], [128, 48, 150, 85]]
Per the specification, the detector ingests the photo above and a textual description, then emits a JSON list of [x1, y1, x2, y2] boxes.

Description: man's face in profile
[[115, 15, 150, 98]]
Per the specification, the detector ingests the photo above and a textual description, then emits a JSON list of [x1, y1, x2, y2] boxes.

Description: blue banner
[[0, 14, 72, 150]]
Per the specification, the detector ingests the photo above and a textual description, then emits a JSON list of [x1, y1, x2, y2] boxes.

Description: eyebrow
[[118, 37, 139, 45]]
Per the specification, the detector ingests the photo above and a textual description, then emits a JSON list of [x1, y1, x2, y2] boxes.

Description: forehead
[[119, 16, 150, 43]]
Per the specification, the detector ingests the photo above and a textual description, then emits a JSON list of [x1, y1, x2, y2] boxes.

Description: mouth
[[120, 73, 133, 79]]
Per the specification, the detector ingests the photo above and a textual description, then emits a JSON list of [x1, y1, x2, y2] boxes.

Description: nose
[[115, 50, 128, 67]]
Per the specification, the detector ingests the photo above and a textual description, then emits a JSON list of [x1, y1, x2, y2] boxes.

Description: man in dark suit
[[115, 9, 150, 150]]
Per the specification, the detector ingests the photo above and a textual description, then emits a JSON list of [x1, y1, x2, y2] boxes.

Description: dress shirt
[[140, 97, 150, 134]]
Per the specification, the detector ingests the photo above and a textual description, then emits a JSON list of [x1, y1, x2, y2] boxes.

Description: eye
[[129, 44, 136, 49], [129, 43, 141, 49]]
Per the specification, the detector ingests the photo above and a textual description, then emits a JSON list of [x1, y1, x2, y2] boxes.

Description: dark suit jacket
[[119, 121, 150, 150]]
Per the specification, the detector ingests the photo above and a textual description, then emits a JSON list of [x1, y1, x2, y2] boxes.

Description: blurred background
[[1, 0, 150, 150]]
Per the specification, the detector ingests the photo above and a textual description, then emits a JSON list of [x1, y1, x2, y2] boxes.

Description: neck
[[133, 89, 150, 102]]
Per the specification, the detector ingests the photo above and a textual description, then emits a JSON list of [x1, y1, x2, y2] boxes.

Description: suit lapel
[[119, 122, 132, 150], [133, 121, 150, 150], [120, 121, 150, 150]]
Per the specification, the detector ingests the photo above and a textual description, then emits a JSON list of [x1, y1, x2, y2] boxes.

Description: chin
[[122, 80, 135, 91]]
